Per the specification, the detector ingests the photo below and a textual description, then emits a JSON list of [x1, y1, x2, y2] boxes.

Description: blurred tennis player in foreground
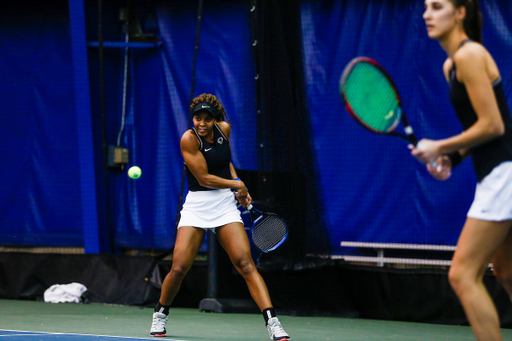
[[149, 93, 290, 340], [412, 1, 512, 340]]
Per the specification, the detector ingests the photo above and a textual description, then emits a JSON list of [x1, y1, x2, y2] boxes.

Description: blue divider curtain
[[301, 0, 512, 252], [0, 2, 85, 247], [0, 0, 511, 254]]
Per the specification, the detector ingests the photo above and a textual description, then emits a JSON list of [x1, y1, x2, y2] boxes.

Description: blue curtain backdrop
[[300, 0, 512, 252], [1, 0, 511, 254], [0, 2, 84, 246]]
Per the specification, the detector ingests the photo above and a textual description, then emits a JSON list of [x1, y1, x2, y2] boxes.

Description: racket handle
[[247, 204, 253, 210], [404, 126, 417, 145]]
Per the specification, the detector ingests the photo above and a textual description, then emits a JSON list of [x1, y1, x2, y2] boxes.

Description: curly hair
[[190, 93, 230, 122]]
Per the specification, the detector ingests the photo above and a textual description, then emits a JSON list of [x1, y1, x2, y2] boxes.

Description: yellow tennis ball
[[128, 166, 141, 179]]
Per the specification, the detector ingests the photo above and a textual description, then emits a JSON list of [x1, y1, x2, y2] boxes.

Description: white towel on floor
[[44, 282, 87, 303]]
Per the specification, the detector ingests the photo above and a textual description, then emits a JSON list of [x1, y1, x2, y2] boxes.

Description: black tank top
[[185, 123, 232, 191], [449, 40, 512, 181]]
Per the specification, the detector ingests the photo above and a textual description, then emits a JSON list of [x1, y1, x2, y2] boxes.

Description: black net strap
[[251, 0, 331, 268]]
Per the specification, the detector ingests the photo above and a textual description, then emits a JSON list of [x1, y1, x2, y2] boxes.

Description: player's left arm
[[437, 45, 504, 154], [414, 45, 504, 165]]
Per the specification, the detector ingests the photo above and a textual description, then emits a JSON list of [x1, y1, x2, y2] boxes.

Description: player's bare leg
[[449, 218, 511, 341], [217, 222, 290, 340], [150, 226, 205, 337], [217, 222, 272, 309], [492, 225, 512, 301], [160, 226, 206, 305]]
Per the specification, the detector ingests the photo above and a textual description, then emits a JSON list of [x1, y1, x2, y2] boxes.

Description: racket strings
[[252, 215, 287, 252], [344, 62, 400, 132]]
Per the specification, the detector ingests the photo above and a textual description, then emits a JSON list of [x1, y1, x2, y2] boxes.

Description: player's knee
[[234, 258, 255, 276], [448, 265, 466, 294], [493, 263, 512, 290], [449, 263, 481, 297], [170, 263, 190, 280]]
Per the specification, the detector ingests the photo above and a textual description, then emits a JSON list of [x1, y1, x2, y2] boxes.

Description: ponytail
[[453, 0, 483, 43]]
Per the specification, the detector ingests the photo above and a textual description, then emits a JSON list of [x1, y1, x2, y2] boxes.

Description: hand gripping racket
[[246, 204, 288, 253], [339, 57, 436, 165]]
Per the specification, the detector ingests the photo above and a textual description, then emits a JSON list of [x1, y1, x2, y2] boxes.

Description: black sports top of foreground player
[[450, 41, 512, 181], [185, 123, 232, 191]]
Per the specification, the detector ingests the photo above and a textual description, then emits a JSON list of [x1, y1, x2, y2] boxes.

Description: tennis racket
[[340, 57, 436, 165], [340, 57, 420, 143], [245, 204, 288, 253]]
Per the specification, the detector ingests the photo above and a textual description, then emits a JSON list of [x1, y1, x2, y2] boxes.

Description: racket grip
[[405, 126, 417, 145], [416, 142, 438, 168], [247, 204, 253, 210]]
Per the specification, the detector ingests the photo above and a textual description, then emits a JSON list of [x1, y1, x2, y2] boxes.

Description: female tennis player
[[149, 93, 290, 341], [411, 1, 512, 340]]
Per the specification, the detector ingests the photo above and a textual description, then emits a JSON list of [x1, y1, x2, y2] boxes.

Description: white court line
[[0, 329, 190, 341], [0, 334, 47, 337]]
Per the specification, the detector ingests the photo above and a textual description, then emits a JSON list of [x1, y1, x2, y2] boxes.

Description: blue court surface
[[0, 330, 186, 341]]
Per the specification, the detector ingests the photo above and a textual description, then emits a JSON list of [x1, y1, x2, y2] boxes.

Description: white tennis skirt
[[467, 161, 512, 221], [178, 188, 243, 229]]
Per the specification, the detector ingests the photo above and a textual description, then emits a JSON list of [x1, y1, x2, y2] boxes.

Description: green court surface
[[1, 299, 511, 340]]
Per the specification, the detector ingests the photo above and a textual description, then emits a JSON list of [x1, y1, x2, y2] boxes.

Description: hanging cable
[[249, 0, 264, 168], [116, 3, 131, 147]]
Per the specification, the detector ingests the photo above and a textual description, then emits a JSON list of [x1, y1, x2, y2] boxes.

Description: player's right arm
[[180, 131, 247, 193]]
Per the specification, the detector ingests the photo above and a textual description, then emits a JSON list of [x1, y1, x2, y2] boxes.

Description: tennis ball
[[128, 166, 141, 179]]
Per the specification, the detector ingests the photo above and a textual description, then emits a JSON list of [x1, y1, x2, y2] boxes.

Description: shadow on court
[[1, 299, 511, 340]]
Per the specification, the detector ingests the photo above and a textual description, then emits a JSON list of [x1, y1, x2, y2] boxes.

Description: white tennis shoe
[[149, 312, 168, 337], [267, 317, 290, 340]]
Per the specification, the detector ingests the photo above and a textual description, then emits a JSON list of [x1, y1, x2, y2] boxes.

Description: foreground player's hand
[[233, 182, 251, 208], [409, 139, 440, 164], [427, 155, 451, 181], [236, 192, 252, 209]]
